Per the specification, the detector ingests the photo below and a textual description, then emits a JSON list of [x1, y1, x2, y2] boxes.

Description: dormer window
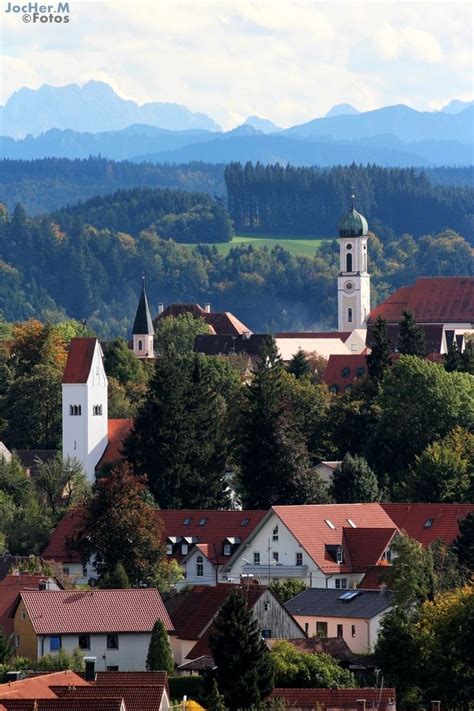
[[181, 543, 188, 555], [223, 543, 231, 556], [166, 543, 173, 555]]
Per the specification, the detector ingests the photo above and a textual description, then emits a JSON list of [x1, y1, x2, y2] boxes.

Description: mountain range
[[0, 81, 473, 167]]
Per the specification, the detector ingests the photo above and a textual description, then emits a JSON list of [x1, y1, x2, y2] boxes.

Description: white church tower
[[62, 338, 108, 484], [132, 277, 154, 358], [337, 194, 371, 331]]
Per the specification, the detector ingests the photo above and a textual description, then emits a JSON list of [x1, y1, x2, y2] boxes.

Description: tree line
[[224, 162, 474, 241]]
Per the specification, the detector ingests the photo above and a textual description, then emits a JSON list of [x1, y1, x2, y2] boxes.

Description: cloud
[[0, 0, 472, 127]]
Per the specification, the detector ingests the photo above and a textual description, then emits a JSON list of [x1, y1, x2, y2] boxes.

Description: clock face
[[345, 280, 355, 292]]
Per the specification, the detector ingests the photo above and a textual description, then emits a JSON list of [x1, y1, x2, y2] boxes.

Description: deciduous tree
[[330, 453, 380, 503]]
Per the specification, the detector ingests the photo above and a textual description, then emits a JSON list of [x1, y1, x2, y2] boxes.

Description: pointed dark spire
[[132, 277, 154, 335]]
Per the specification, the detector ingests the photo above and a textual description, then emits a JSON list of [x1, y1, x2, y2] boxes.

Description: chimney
[[431, 702, 441, 711], [158, 303, 164, 315], [6, 671, 22, 682], [205, 303, 211, 313], [357, 700, 366, 711], [84, 657, 96, 682]]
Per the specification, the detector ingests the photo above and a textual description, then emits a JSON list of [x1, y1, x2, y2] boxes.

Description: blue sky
[[1, 0, 472, 128]]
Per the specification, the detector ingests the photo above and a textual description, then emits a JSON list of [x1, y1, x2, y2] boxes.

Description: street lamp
[[241, 557, 262, 585]]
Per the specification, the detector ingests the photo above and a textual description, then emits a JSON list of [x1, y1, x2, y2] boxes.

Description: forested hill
[[225, 163, 474, 242], [0, 158, 473, 217], [54, 187, 232, 243]]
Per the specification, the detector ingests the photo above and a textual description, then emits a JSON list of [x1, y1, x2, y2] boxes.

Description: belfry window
[[138, 339, 143, 350], [346, 253, 353, 272], [347, 308, 353, 323]]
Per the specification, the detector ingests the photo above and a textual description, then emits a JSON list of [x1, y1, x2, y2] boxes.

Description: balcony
[[241, 563, 308, 579]]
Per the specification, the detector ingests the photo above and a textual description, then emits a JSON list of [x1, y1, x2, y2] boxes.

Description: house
[[324, 353, 369, 395], [166, 583, 305, 666], [0, 671, 90, 701], [222, 504, 398, 589], [285, 587, 394, 654], [275, 330, 367, 361], [381, 503, 474, 547], [367, 276, 473, 354], [10, 589, 174, 671], [0, 442, 12, 462], [267, 687, 396, 710], [315, 461, 341, 486], [154, 302, 252, 337], [0, 573, 61, 641], [42, 508, 267, 586]]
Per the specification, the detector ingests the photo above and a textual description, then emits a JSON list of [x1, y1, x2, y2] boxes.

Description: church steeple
[[132, 277, 154, 358], [337, 193, 371, 332]]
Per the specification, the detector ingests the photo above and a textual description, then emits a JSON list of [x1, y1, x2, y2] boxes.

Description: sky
[[1, 0, 473, 129]]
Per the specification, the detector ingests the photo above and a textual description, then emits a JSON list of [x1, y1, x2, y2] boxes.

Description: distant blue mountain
[[243, 115, 282, 133], [0, 80, 221, 137], [325, 103, 360, 118], [441, 99, 473, 114]]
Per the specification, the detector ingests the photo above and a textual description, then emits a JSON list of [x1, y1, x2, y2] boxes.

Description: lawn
[[182, 233, 331, 257]]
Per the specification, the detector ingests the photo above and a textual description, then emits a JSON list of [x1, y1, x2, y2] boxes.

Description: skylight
[[424, 519, 434, 528], [347, 519, 357, 528], [198, 517, 208, 526], [325, 519, 335, 530], [339, 591, 361, 602], [183, 517, 192, 526], [241, 518, 250, 526]]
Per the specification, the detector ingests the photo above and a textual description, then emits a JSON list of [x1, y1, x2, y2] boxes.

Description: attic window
[[424, 519, 434, 528], [347, 519, 356, 528], [241, 518, 250, 527], [325, 519, 335, 530], [183, 517, 192, 526], [198, 518, 208, 526]]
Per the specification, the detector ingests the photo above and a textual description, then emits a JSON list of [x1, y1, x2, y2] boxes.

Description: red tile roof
[[167, 583, 265, 641], [0, 671, 89, 700], [0, 575, 61, 638], [155, 304, 252, 335], [42, 509, 84, 563], [43, 509, 266, 566], [324, 353, 368, 393], [368, 277, 474, 324], [381, 503, 474, 547], [97, 419, 134, 468], [357, 566, 389, 590], [62, 339, 98, 384], [94, 672, 167, 686], [1, 701, 123, 711], [268, 687, 396, 710], [343, 528, 397, 571], [18, 589, 173, 634], [51, 685, 166, 711], [273, 505, 397, 574]]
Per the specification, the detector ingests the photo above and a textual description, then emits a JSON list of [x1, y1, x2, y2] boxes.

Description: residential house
[[315, 461, 341, 486], [267, 687, 396, 710], [324, 353, 369, 395], [0, 573, 61, 642], [222, 504, 398, 589], [367, 276, 473, 354], [10, 589, 174, 671], [0, 671, 90, 702], [285, 587, 394, 653], [381, 503, 474, 546], [166, 583, 305, 666]]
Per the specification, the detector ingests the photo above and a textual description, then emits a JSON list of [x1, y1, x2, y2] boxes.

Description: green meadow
[[183, 233, 331, 257]]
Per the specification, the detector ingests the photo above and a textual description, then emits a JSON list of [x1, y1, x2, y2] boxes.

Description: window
[[337, 624, 343, 638], [264, 601, 270, 611], [74, 440, 77, 450], [324, 519, 335, 530], [356, 367, 365, 377], [346, 243, 352, 250], [316, 621, 328, 637], [341, 367, 350, 378], [347, 519, 356, 528], [182, 517, 192, 525], [93, 405, 102, 416], [424, 519, 434, 528], [63, 567, 70, 576], [304, 623, 309, 635], [272, 551, 279, 563], [181, 543, 189, 555], [138, 340, 143, 350], [70, 405, 82, 416], [82, 566, 88, 577], [272, 525, 279, 542], [107, 634, 119, 650], [49, 636, 61, 651], [296, 552, 303, 566], [329, 384, 339, 394], [347, 307, 353, 323], [382, 548, 392, 563], [344, 385, 352, 394], [78, 635, 90, 650], [198, 517, 208, 526], [346, 253, 353, 272], [253, 552, 260, 565], [107, 666, 119, 672], [166, 542, 173, 555], [351, 625, 356, 638], [335, 578, 347, 589], [223, 543, 232, 556], [336, 547, 344, 564], [16, 635, 20, 647], [241, 518, 250, 527], [261, 629, 272, 639], [196, 555, 204, 577], [21, 610, 26, 620]]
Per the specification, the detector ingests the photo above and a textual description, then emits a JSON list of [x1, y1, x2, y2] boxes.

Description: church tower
[[337, 194, 371, 332], [132, 277, 154, 358]]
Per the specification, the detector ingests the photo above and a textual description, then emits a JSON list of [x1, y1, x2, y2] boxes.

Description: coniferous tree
[[237, 338, 322, 508], [209, 588, 274, 710], [287, 349, 310, 379], [397, 310, 426, 356], [0, 629, 13, 664], [146, 619, 174, 673], [444, 341, 463, 372], [367, 316, 392, 381], [204, 678, 226, 711], [99, 562, 130, 589], [453, 513, 474, 573], [330, 453, 380, 503], [125, 353, 229, 508]]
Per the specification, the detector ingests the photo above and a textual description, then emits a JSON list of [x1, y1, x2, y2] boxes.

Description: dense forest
[[0, 158, 472, 217], [225, 163, 474, 242], [54, 187, 232, 242], [0, 198, 471, 337]]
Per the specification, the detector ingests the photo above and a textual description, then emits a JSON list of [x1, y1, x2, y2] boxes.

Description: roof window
[[339, 591, 361, 602], [325, 519, 335, 530], [347, 519, 356, 528], [424, 518, 434, 528], [183, 517, 192, 526], [198, 517, 208, 526], [241, 518, 250, 526]]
